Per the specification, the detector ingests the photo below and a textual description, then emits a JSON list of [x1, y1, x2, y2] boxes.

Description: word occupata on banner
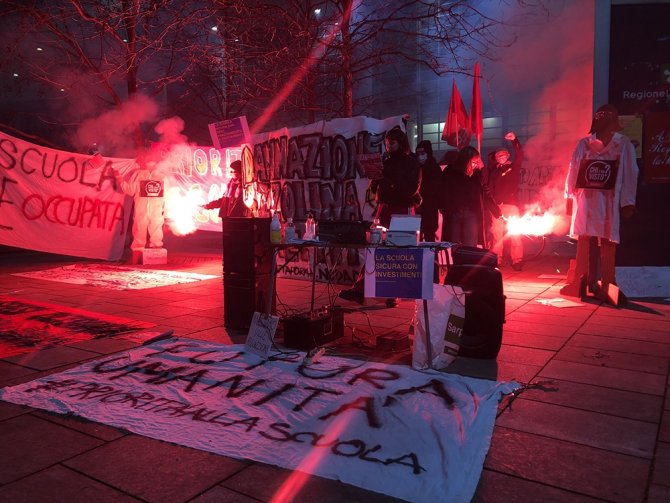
[[0, 134, 126, 234]]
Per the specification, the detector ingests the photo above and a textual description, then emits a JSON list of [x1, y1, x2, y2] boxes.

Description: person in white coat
[[121, 155, 166, 251], [560, 104, 638, 303]]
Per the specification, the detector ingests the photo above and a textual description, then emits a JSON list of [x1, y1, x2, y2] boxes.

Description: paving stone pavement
[[1, 236, 668, 503]]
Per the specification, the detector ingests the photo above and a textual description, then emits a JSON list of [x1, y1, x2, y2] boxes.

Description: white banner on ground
[[0, 338, 517, 503], [11, 264, 218, 290]]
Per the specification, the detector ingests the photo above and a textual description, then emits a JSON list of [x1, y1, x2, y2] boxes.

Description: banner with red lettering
[[0, 131, 133, 260]]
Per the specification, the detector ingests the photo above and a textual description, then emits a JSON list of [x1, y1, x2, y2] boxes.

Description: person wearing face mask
[[560, 104, 638, 304], [120, 153, 166, 253], [483, 131, 524, 270], [441, 146, 500, 247], [202, 160, 250, 219], [415, 140, 442, 242]]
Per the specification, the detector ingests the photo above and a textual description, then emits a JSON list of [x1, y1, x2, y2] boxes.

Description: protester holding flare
[[560, 104, 639, 304], [483, 131, 525, 270], [202, 160, 250, 219], [441, 146, 500, 247]]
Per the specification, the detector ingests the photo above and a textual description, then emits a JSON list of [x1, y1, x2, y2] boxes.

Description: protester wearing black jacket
[[416, 140, 441, 241], [202, 160, 251, 218], [370, 126, 422, 227], [441, 146, 500, 247], [482, 132, 524, 269]]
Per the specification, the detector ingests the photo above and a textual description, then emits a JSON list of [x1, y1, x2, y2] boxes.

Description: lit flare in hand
[[505, 211, 559, 236], [164, 185, 206, 236]]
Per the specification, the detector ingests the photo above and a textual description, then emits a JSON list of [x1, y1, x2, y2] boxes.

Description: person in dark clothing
[[370, 126, 422, 227], [483, 132, 524, 269], [441, 146, 500, 247], [339, 126, 421, 307], [202, 160, 251, 218], [416, 140, 441, 241]]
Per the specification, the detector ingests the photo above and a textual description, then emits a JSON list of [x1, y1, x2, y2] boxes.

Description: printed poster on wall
[[643, 111, 670, 184]]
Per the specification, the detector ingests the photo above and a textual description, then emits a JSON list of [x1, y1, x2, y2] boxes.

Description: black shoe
[[385, 298, 399, 308], [338, 288, 364, 304], [512, 262, 523, 271], [617, 290, 628, 307], [560, 274, 587, 298]]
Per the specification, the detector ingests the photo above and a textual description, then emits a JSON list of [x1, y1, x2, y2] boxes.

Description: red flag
[[470, 62, 483, 152], [442, 79, 470, 148]]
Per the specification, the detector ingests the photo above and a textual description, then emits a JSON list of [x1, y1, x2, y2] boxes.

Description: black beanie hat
[[230, 160, 242, 174]]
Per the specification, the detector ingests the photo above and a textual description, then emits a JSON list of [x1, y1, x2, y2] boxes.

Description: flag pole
[[471, 62, 483, 153]]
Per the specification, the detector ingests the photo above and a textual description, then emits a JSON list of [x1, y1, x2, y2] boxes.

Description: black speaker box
[[443, 264, 505, 359], [223, 273, 274, 330], [222, 217, 272, 276], [318, 220, 369, 244], [450, 245, 498, 268], [281, 308, 344, 350]]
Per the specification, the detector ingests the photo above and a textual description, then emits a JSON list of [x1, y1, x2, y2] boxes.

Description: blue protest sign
[[208, 116, 251, 149], [364, 248, 434, 300]]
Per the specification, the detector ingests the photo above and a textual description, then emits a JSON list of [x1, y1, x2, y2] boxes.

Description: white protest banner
[[252, 115, 405, 284], [0, 338, 517, 503], [11, 263, 218, 290], [251, 115, 404, 222], [0, 131, 133, 260], [147, 142, 243, 233]]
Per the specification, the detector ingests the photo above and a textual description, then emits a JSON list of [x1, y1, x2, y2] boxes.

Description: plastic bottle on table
[[369, 218, 382, 244], [270, 212, 282, 244], [304, 212, 316, 240], [284, 217, 297, 243]]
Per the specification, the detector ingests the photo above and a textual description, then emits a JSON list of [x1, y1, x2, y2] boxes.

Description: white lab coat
[[121, 167, 165, 250], [565, 133, 638, 243]]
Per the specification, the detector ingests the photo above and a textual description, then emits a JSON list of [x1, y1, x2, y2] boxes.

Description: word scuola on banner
[[0, 339, 518, 503]]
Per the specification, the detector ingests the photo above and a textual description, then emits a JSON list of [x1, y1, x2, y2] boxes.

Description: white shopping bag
[[412, 283, 465, 370]]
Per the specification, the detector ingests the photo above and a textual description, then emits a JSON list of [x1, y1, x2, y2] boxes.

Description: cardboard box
[[142, 247, 167, 265], [281, 307, 344, 350]]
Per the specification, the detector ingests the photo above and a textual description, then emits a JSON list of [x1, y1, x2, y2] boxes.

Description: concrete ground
[[0, 235, 668, 503]]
